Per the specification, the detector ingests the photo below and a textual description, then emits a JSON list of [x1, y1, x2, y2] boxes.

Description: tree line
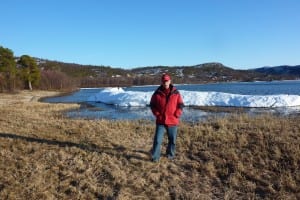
[[0, 45, 76, 92], [0, 45, 160, 92], [0, 46, 40, 92]]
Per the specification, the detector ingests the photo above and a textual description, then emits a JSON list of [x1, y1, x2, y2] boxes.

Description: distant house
[[112, 75, 122, 78]]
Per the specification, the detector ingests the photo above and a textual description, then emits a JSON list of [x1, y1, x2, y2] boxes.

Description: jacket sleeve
[[150, 93, 160, 117], [174, 93, 184, 118]]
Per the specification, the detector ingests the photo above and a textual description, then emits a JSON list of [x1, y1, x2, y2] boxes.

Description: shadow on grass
[[0, 132, 150, 162]]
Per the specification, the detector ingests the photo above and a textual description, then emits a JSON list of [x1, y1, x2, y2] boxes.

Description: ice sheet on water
[[87, 87, 300, 108]]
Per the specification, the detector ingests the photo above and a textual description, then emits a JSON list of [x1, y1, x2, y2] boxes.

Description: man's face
[[162, 80, 171, 88]]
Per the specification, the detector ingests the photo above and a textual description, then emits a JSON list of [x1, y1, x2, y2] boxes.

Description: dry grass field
[[0, 90, 299, 199]]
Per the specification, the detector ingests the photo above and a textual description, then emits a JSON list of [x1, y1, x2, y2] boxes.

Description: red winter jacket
[[150, 85, 184, 126]]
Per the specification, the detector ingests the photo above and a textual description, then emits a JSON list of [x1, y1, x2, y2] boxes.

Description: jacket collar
[[157, 84, 176, 93]]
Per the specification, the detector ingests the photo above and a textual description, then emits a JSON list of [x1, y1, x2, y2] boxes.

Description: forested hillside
[[37, 59, 297, 89], [1, 45, 300, 92]]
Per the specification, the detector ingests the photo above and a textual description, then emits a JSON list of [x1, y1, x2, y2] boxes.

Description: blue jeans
[[151, 125, 178, 161]]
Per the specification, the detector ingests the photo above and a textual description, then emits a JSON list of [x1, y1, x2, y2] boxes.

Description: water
[[43, 80, 300, 122]]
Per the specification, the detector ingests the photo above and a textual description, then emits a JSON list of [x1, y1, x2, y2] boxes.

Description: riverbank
[[0, 90, 61, 105], [0, 90, 299, 199]]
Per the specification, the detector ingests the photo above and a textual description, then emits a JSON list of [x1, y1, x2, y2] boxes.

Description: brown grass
[[0, 91, 299, 199]]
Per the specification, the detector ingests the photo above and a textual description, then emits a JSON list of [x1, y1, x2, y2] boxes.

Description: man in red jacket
[[150, 74, 184, 162]]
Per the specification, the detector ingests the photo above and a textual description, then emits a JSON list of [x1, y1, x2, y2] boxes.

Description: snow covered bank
[[87, 87, 300, 108]]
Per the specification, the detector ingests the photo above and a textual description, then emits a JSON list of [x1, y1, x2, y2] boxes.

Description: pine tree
[[0, 46, 16, 92], [18, 55, 40, 90]]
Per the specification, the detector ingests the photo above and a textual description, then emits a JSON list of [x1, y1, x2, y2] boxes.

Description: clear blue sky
[[1, 0, 300, 69]]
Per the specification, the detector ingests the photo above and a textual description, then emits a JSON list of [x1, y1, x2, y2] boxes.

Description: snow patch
[[87, 87, 300, 108]]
